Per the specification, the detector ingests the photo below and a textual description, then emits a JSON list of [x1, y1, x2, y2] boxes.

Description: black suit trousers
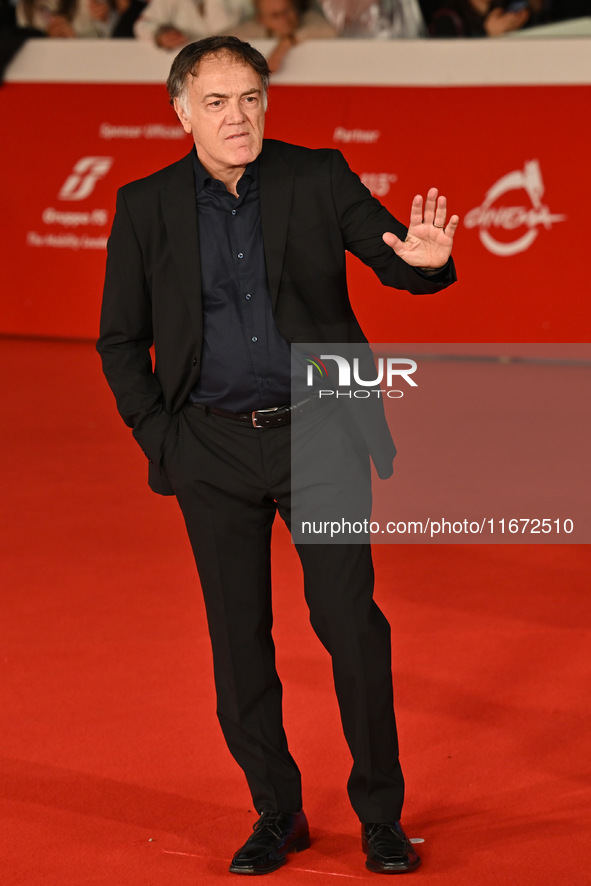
[[161, 403, 405, 823]]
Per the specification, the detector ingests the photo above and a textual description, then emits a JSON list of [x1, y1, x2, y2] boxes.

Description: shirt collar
[[192, 147, 259, 195]]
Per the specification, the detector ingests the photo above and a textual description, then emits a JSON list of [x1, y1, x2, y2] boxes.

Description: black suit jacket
[[98, 139, 456, 495]]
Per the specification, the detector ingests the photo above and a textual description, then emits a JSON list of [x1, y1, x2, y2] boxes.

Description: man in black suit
[[97, 36, 458, 876]]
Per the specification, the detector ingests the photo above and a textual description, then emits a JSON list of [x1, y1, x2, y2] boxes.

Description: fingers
[[409, 194, 424, 229], [422, 187, 439, 225], [427, 189, 450, 230], [445, 214, 459, 237], [415, 188, 459, 236], [392, 191, 460, 252], [433, 195, 447, 229], [411, 188, 449, 228]]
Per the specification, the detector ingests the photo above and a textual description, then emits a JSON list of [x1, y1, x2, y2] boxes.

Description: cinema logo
[[305, 353, 417, 399], [465, 160, 566, 257]]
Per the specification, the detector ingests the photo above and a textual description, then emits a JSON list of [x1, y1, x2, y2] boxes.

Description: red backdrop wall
[[1, 79, 589, 343]]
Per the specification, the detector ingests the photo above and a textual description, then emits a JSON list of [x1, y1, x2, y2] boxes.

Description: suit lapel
[[160, 144, 293, 332], [161, 151, 203, 339], [259, 142, 294, 310]]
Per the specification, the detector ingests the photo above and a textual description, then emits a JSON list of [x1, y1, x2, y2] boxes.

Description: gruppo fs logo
[[58, 157, 113, 201], [465, 160, 566, 257], [305, 353, 417, 399]]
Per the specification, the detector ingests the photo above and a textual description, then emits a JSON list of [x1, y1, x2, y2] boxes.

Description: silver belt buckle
[[251, 406, 283, 428], [251, 406, 280, 428]]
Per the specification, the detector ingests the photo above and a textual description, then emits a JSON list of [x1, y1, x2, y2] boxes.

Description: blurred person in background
[[1, 0, 27, 80], [1, 0, 16, 29], [428, 0, 533, 36], [532, 0, 590, 24], [230, 0, 334, 72], [104, 0, 145, 36], [317, 0, 425, 37], [16, 0, 144, 36], [134, 0, 252, 48]]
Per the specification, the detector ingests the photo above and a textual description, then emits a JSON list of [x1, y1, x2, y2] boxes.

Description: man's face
[[174, 52, 266, 181], [257, 0, 299, 37]]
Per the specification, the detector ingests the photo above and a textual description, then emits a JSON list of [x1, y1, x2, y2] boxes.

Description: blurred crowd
[[423, 0, 588, 36], [1, 0, 589, 77]]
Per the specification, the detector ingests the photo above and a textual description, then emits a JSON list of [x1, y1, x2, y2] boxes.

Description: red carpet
[[1, 338, 590, 884]]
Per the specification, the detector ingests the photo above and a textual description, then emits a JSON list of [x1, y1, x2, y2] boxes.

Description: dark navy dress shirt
[[189, 152, 292, 411]]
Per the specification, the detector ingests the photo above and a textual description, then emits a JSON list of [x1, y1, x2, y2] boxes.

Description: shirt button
[[251, 336, 258, 343], [237, 252, 244, 259], [245, 293, 251, 300], [231, 209, 236, 215]]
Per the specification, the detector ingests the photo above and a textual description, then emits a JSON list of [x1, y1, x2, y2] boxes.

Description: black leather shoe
[[229, 810, 311, 875], [362, 821, 421, 874]]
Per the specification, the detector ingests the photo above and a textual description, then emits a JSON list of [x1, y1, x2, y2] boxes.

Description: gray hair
[[167, 37, 270, 114]]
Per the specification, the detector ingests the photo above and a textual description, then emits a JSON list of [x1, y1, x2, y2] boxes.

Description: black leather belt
[[193, 401, 310, 428]]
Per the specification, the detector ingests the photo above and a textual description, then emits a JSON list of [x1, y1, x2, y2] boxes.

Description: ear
[[173, 98, 192, 134]]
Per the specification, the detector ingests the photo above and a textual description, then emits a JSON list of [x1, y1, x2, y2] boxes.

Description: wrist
[[418, 262, 447, 275]]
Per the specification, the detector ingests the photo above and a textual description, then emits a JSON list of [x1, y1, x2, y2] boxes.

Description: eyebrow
[[202, 88, 262, 101]]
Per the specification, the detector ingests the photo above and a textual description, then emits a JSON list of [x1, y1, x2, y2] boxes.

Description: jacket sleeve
[[330, 149, 457, 295], [97, 187, 173, 467]]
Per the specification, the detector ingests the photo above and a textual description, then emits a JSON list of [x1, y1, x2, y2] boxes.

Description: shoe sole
[[229, 833, 311, 875], [365, 856, 421, 874]]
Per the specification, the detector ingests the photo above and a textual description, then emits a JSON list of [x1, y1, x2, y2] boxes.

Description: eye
[[209, 100, 223, 108]]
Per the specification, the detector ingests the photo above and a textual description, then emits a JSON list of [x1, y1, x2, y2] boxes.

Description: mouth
[[226, 132, 250, 141]]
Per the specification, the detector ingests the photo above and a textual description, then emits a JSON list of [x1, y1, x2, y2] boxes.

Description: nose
[[226, 98, 246, 125]]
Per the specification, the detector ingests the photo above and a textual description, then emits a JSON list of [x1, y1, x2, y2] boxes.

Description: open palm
[[383, 188, 459, 269]]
